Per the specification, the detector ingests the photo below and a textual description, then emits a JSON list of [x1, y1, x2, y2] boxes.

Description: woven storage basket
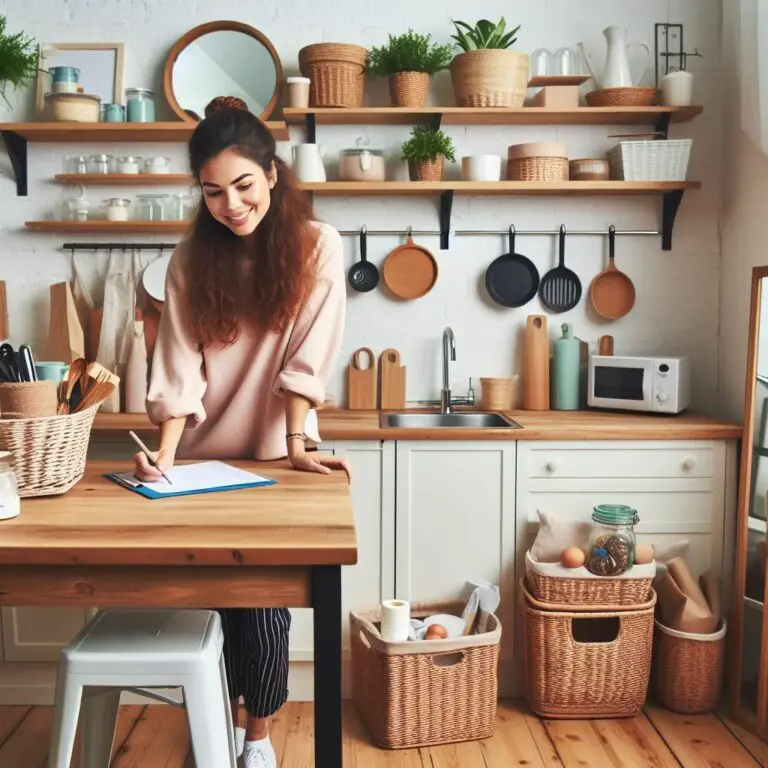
[[389, 71, 429, 107], [585, 87, 658, 107], [0, 406, 99, 497], [0, 381, 58, 418], [522, 579, 655, 718], [508, 156, 569, 182], [525, 551, 654, 608], [450, 49, 528, 107], [569, 158, 610, 181], [298, 43, 367, 107], [409, 156, 444, 182], [608, 139, 692, 181], [350, 600, 501, 749], [652, 619, 727, 714]]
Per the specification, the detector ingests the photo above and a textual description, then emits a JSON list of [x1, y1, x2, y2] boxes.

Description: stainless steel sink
[[381, 412, 522, 429]]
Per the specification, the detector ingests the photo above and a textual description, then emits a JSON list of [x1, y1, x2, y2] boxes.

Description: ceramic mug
[[35, 361, 69, 384], [661, 70, 694, 107], [461, 155, 502, 182]]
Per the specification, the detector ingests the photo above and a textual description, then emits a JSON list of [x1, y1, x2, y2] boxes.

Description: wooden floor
[[0, 700, 766, 767]]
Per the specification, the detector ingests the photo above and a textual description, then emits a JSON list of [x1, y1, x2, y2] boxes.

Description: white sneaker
[[243, 738, 277, 768], [235, 727, 246, 758]]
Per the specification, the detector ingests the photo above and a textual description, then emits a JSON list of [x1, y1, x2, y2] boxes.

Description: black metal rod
[[62, 242, 179, 250]]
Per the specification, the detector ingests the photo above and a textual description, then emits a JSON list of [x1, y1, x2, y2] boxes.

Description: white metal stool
[[48, 609, 236, 768]]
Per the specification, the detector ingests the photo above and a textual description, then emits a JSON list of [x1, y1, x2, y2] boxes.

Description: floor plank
[[645, 705, 760, 768], [718, 715, 768, 765], [111, 705, 190, 768], [343, 704, 426, 767], [0, 707, 52, 768], [0, 706, 31, 747], [427, 739, 487, 768], [480, 701, 551, 767], [279, 701, 314, 768]]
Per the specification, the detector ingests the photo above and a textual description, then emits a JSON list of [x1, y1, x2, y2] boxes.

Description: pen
[[128, 430, 173, 485]]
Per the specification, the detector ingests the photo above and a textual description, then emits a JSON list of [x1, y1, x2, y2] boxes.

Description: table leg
[[312, 565, 342, 768]]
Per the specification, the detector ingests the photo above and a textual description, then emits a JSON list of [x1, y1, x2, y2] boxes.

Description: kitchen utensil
[[480, 376, 518, 410], [17, 345, 37, 382], [539, 226, 582, 313], [485, 225, 540, 308], [347, 227, 378, 293], [379, 348, 406, 409], [0, 281, 7, 340], [347, 348, 377, 409], [382, 232, 438, 300], [552, 323, 580, 410], [523, 315, 550, 411], [125, 310, 148, 414], [579, 27, 651, 89], [0, 344, 19, 382], [48, 282, 85, 363], [590, 225, 636, 320], [599, 335, 614, 355], [57, 357, 87, 415]]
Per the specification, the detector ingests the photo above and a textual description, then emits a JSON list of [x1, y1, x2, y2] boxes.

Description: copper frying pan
[[382, 232, 438, 300]]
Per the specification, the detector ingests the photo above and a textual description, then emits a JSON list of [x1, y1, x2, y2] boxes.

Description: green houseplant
[[401, 123, 456, 181], [449, 18, 528, 108], [0, 15, 36, 108], [368, 29, 453, 107]]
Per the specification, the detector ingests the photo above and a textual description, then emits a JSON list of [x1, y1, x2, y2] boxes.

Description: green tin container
[[552, 322, 580, 410]]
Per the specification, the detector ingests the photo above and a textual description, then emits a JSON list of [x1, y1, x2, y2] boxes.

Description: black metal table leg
[[312, 565, 342, 767]]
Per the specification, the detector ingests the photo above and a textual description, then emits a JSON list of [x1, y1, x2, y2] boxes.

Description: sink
[[381, 412, 522, 429]]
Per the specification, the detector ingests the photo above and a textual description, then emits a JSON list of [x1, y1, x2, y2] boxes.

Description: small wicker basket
[[508, 156, 569, 182], [522, 579, 655, 719], [652, 619, 727, 714], [585, 87, 658, 107], [350, 600, 501, 749], [298, 42, 367, 107], [409, 155, 444, 182], [569, 158, 610, 181], [389, 71, 429, 107]]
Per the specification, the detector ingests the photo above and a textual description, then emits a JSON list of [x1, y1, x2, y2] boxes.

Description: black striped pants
[[218, 608, 291, 718]]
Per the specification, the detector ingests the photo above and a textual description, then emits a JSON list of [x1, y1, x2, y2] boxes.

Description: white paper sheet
[[114, 461, 273, 495]]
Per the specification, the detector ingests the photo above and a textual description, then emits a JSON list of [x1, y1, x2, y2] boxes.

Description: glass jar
[[0, 452, 20, 521], [101, 103, 125, 122], [169, 192, 194, 220], [125, 88, 155, 122], [586, 504, 638, 576], [142, 156, 171, 175], [135, 193, 169, 221], [339, 148, 386, 181], [530, 48, 553, 78], [87, 154, 113, 174], [103, 198, 132, 221], [116, 155, 141, 174], [62, 155, 88, 174]]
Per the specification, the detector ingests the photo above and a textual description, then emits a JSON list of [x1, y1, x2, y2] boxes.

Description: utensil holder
[[0, 381, 58, 418], [480, 376, 518, 410]]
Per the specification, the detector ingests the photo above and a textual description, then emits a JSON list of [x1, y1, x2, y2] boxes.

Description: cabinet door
[[1, 608, 92, 662], [395, 441, 516, 691]]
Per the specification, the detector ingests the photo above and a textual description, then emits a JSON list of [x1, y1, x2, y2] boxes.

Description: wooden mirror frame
[[730, 264, 768, 740], [163, 20, 284, 123]]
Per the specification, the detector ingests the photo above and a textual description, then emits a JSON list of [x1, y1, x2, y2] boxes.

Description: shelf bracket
[[305, 112, 317, 144], [428, 113, 442, 131], [654, 112, 671, 139], [439, 190, 454, 250], [661, 189, 684, 250], [1, 130, 27, 196]]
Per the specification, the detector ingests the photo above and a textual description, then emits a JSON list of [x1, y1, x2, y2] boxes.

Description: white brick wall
[[0, 0, 724, 409]]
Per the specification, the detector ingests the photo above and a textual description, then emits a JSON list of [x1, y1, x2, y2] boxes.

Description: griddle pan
[[539, 225, 582, 313]]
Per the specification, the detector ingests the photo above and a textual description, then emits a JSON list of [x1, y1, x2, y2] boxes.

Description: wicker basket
[[480, 376, 519, 410], [525, 551, 655, 608], [389, 71, 429, 107], [350, 601, 501, 749], [0, 381, 58, 418], [0, 406, 99, 497], [522, 579, 655, 718], [652, 619, 727, 714], [450, 49, 529, 107], [608, 139, 693, 181], [298, 43, 367, 107], [569, 158, 610, 181], [508, 156, 569, 182], [409, 156, 444, 182], [585, 87, 658, 107]]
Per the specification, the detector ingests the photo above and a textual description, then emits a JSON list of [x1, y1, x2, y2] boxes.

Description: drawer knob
[[682, 457, 696, 471], [545, 458, 559, 473]]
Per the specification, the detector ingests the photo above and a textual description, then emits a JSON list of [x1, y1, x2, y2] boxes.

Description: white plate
[[142, 254, 172, 302]]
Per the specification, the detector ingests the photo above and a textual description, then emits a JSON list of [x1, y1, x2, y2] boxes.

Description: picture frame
[[35, 43, 125, 118]]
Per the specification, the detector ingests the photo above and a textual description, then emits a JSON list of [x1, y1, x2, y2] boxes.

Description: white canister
[[287, 76, 311, 109], [338, 148, 386, 181], [116, 156, 141, 174], [142, 156, 171, 174], [461, 154, 502, 182], [103, 198, 131, 221], [661, 70, 694, 107]]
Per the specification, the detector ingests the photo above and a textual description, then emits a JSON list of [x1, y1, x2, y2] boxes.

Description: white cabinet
[[1, 608, 93, 662]]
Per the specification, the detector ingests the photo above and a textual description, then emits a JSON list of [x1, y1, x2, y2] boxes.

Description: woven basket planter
[[450, 49, 529, 107], [389, 71, 430, 107], [298, 42, 368, 107], [408, 155, 444, 181]]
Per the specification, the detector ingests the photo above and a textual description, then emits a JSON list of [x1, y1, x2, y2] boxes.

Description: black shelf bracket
[[654, 112, 671, 139], [661, 189, 684, 250], [427, 113, 442, 131], [1, 130, 28, 196], [439, 190, 454, 250], [305, 112, 317, 144]]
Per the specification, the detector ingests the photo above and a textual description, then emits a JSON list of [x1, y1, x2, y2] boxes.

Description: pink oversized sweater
[[146, 221, 345, 460]]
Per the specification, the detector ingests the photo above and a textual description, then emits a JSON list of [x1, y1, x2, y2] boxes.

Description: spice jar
[[0, 452, 20, 521], [103, 198, 131, 221], [586, 504, 638, 576], [125, 87, 155, 122]]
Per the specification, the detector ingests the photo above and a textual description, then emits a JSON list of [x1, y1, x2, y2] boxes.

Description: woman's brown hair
[[184, 96, 318, 346]]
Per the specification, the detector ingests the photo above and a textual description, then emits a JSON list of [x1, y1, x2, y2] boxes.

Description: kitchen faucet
[[441, 326, 456, 413]]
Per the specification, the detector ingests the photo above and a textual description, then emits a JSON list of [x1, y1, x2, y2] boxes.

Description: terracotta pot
[[450, 49, 529, 107], [408, 155, 444, 181], [389, 71, 430, 107]]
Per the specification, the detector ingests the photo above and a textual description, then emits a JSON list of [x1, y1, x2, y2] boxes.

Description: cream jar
[[339, 148, 385, 181], [103, 198, 131, 221], [116, 156, 141, 174], [142, 156, 171, 174]]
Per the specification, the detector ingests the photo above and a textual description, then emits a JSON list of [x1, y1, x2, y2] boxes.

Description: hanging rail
[[62, 242, 179, 250], [333, 227, 660, 238]]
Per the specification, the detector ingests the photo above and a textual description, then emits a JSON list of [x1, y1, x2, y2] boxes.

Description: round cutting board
[[382, 234, 438, 300]]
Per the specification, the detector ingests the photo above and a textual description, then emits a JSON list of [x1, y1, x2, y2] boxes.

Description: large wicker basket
[[298, 43, 367, 107], [608, 139, 693, 181], [450, 49, 528, 107], [350, 601, 501, 749], [522, 579, 655, 719], [652, 619, 727, 714], [0, 406, 99, 497]]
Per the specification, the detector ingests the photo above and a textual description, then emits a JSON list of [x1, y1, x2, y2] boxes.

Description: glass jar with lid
[[103, 198, 132, 221], [125, 88, 155, 122], [135, 193, 169, 221], [100, 103, 125, 123], [0, 451, 20, 521], [87, 154, 114, 174], [586, 504, 639, 576]]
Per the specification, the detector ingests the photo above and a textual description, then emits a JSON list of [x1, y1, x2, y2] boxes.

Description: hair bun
[[204, 96, 249, 118]]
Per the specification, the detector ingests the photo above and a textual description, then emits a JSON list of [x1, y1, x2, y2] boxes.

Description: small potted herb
[[368, 29, 453, 107], [0, 15, 36, 108], [401, 124, 456, 181], [449, 18, 528, 108]]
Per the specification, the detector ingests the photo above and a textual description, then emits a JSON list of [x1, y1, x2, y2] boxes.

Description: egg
[[424, 623, 448, 640], [560, 546, 586, 569], [635, 544, 655, 565]]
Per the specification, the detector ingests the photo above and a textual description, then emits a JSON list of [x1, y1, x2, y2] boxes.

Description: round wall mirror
[[164, 21, 283, 122]]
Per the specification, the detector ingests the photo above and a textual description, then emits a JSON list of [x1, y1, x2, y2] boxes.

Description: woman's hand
[[289, 446, 352, 483], [133, 447, 176, 483]]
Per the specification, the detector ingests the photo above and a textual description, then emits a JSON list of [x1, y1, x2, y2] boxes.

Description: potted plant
[[368, 29, 453, 107], [449, 17, 528, 108], [0, 15, 36, 108], [401, 124, 456, 181]]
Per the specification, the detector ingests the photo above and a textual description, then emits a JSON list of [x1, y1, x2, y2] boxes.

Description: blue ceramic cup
[[35, 361, 69, 384]]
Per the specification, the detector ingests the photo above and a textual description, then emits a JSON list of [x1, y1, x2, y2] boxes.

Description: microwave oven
[[587, 355, 690, 414]]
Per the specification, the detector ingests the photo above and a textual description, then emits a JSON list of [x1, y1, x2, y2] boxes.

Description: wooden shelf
[[55, 173, 194, 185], [94, 413, 153, 431], [25, 220, 188, 234]]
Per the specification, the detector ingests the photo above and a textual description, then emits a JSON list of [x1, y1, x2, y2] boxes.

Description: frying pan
[[347, 226, 379, 292], [485, 225, 539, 308], [539, 225, 582, 313], [382, 230, 438, 300], [589, 225, 636, 320]]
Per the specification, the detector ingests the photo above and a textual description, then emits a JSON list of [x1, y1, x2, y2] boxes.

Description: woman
[[134, 96, 350, 768]]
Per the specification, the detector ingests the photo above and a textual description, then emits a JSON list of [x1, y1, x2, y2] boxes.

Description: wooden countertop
[[1, 460, 356, 568], [93, 408, 742, 441]]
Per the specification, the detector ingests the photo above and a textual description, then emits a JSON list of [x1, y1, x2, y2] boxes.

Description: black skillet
[[539, 224, 582, 313], [347, 226, 379, 292], [485, 225, 540, 308]]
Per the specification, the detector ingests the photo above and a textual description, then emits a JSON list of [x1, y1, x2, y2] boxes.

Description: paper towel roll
[[380, 599, 410, 642]]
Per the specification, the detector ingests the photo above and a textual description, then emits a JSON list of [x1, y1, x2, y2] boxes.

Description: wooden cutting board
[[523, 314, 550, 410], [599, 335, 614, 355], [379, 348, 406, 409], [0, 281, 7, 340], [347, 347, 377, 409]]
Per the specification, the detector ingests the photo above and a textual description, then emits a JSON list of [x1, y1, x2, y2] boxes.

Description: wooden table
[[0, 460, 357, 768]]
